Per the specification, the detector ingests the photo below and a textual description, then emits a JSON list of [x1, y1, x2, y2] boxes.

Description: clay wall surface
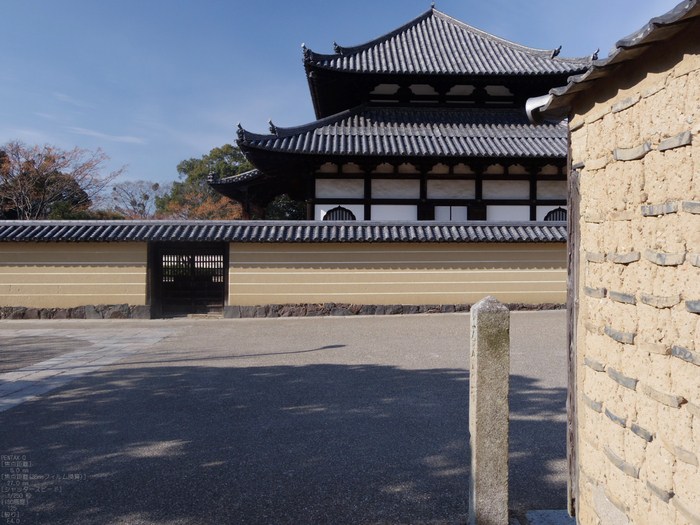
[[570, 18, 700, 525], [228, 242, 567, 306], [0, 242, 148, 308]]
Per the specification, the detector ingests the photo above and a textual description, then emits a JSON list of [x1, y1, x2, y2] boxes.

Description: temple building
[[210, 6, 591, 221]]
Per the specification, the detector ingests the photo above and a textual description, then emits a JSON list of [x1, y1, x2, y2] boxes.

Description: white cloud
[[54, 92, 95, 108], [66, 126, 148, 145]]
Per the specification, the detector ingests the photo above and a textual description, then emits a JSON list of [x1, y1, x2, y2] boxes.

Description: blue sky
[[1, 0, 682, 184]]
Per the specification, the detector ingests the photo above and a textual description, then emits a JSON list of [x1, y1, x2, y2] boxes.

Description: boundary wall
[[228, 242, 566, 306], [569, 18, 700, 525]]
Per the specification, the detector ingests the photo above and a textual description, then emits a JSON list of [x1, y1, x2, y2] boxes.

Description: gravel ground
[[0, 311, 568, 524]]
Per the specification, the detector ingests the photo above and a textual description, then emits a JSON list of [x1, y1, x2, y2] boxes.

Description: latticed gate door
[[154, 243, 227, 317]]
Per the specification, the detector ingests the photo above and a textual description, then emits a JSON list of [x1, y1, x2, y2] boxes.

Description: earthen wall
[[570, 19, 700, 525]]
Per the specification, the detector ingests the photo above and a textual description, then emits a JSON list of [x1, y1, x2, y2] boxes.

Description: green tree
[[157, 144, 252, 219], [265, 194, 307, 220]]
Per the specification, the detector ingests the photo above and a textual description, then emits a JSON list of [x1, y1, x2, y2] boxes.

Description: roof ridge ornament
[[333, 41, 343, 55], [431, 2, 435, 8], [591, 48, 599, 61], [268, 119, 278, 135], [550, 45, 562, 59], [301, 43, 311, 62], [237, 122, 244, 140]]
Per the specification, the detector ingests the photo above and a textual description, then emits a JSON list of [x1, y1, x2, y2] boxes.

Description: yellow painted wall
[[229, 242, 567, 305], [0, 243, 147, 308]]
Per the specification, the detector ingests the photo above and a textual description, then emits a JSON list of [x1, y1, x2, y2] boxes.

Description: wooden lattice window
[[323, 206, 356, 221]]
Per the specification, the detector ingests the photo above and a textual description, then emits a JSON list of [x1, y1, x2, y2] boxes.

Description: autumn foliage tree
[[0, 141, 124, 220], [156, 144, 250, 220]]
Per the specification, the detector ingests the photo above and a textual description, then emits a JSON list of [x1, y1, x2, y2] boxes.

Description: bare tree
[[0, 141, 125, 220], [111, 180, 171, 219]]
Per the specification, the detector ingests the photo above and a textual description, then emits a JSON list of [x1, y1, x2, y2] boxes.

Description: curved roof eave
[[303, 7, 591, 76], [541, 0, 700, 115]]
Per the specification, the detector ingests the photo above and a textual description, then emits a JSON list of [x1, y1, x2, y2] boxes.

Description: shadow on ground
[[0, 336, 93, 373], [0, 361, 566, 524]]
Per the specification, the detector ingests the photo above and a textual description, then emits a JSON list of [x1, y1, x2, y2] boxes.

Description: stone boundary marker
[[0, 302, 565, 320], [469, 296, 510, 525]]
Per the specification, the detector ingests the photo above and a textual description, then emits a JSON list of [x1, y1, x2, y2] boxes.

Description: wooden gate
[[151, 243, 227, 317]]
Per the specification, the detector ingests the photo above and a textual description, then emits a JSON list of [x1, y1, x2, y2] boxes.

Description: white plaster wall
[[314, 204, 365, 221], [537, 181, 567, 200], [486, 205, 530, 221], [427, 180, 475, 199], [370, 205, 417, 221], [435, 206, 468, 221], [315, 179, 364, 199], [371, 179, 420, 199], [482, 180, 530, 199]]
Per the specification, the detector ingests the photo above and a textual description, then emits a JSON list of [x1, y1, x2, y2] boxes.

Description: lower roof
[[0, 220, 566, 243], [238, 105, 568, 159]]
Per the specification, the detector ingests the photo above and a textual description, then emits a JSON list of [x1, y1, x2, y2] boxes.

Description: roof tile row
[[305, 8, 590, 76], [0, 221, 566, 243], [239, 107, 568, 158]]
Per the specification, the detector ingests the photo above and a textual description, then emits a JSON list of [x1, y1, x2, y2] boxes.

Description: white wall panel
[[482, 180, 530, 199], [537, 181, 567, 200], [315, 179, 364, 199], [371, 179, 420, 199], [427, 180, 475, 199], [487, 205, 530, 221], [370, 205, 417, 220], [435, 206, 468, 221]]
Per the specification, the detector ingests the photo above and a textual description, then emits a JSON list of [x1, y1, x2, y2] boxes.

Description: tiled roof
[[303, 8, 590, 76], [238, 106, 568, 158], [0, 220, 566, 243], [536, 0, 700, 116], [208, 169, 263, 187]]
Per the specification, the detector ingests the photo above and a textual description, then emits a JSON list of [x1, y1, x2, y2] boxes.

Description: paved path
[[0, 313, 568, 524], [0, 328, 179, 412]]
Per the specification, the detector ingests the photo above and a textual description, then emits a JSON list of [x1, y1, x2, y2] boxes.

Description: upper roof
[[0, 220, 566, 243], [238, 105, 567, 159], [533, 0, 700, 117], [303, 7, 591, 76]]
